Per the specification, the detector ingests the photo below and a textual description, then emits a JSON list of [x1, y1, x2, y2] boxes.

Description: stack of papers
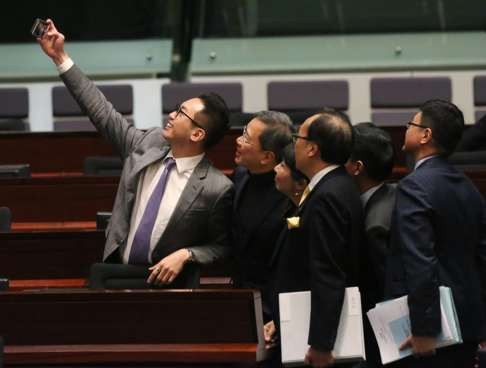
[[367, 286, 462, 364], [279, 287, 365, 367]]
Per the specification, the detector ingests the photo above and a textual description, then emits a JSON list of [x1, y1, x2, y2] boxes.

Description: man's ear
[[190, 128, 206, 143], [420, 127, 433, 144], [354, 160, 365, 176], [260, 150, 276, 166], [307, 141, 319, 158]]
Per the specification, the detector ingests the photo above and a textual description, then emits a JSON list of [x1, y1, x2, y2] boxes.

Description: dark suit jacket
[[61, 65, 234, 287], [231, 166, 289, 292], [385, 156, 486, 342], [272, 166, 363, 351], [361, 183, 396, 309]]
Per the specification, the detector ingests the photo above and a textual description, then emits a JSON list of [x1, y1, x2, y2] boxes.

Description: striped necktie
[[299, 185, 310, 206]]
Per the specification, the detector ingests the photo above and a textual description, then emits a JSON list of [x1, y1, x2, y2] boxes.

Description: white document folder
[[279, 287, 365, 366], [366, 286, 462, 365]]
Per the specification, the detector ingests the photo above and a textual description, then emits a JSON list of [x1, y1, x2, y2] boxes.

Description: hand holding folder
[[279, 287, 365, 367], [366, 286, 462, 365]]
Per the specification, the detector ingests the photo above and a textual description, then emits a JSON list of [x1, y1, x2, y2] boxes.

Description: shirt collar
[[414, 155, 438, 170], [308, 165, 339, 192], [166, 151, 205, 174], [360, 183, 384, 208]]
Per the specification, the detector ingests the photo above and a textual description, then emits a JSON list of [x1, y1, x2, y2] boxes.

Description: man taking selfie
[[36, 19, 234, 288]]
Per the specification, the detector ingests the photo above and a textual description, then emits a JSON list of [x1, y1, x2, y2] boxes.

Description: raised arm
[[37, 19, 144, 158]]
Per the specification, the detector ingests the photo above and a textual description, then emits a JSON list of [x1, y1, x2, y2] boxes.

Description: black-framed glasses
[[406, 121, 428, 130], [292, 133, 312, 142], [175, 104, 205, 131], [241, 125, 252, 144]]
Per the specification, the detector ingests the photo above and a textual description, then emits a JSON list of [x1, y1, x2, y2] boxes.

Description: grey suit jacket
[[60, 65, 234, 283], [362, 183, 396, 308]]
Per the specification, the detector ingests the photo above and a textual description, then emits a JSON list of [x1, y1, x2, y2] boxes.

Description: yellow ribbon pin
[[286, 216, 300, 230]]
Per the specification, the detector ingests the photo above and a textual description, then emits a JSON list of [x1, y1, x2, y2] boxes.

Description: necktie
[[299, 186, 310, 206], [128, 157, 176, 264]]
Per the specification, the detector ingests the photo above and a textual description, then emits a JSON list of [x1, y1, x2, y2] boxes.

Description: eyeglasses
[[175, 104, 205, 131], [292, 134, 312, 142], [406, 121, 429, 130], [241, 125, 252, 144]]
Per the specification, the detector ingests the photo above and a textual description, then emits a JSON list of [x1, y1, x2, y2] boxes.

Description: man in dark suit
[[346, 123, 396, 308], [274, 110, 363, 367], [38, 20, 233, 288], [231, 111, 293, 313], [345, 123, 396, 368], [386, 99, 486, 367]]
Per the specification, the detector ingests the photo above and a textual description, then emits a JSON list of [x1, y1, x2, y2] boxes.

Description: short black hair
[[198, 93, 230, 148], [419, 99, 465, 157], [254, 111, 294, 163], [350, 122, 395, 181], [281, 143, 308, 182], [307, 108, 354, 165]]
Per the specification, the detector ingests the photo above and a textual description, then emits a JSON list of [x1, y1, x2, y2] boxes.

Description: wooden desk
[[0, 227, 232, 282], [8, 277, 231, 291], [0, 289, 267, 366], [0, 165, 484, 225], [0, 229, 104, 279], [0, 130, 240, 173], [0, 175, 117, 222]]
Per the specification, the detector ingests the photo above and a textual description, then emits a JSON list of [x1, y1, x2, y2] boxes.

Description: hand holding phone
[[31, 18, 47, 38], [34, 19, 69, 66]]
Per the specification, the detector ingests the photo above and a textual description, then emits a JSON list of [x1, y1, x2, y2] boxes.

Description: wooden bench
[[0, 228, 232, 286], [0, 130, 239, 173], [0, 289, 267, 366], [1, 166, 484, 224], [0, 175, 117, 222], [0, 229, 104, 279]]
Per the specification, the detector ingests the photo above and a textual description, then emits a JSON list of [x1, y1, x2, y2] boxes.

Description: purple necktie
[[128, 157, 176, 264]]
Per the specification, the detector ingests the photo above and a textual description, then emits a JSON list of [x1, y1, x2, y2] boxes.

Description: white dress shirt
[[56, 57, 74, 74], [122, 152, 205, 264], [414, 155, 438, 170], [56, 58, 205, 264]]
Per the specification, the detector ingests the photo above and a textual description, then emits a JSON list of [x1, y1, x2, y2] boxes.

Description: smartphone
[[31, 18, 47, 38], [0, 278, 8, 291]]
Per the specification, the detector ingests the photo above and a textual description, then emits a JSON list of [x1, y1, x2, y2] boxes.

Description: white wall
[[1, 69, 484, 131]]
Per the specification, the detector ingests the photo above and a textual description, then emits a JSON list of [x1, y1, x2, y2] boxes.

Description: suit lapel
[[136, 146, 170, 173], [126, 145, 170, 215], [298, 166, 344, 221], [162, 157, 210, 236]]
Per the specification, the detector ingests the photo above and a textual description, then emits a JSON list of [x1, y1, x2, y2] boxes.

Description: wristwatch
[[186, 248, 196, 263]]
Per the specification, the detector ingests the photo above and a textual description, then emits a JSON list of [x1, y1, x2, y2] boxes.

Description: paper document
[[279, 287, 365, 367], [367, 286, 462, 364]]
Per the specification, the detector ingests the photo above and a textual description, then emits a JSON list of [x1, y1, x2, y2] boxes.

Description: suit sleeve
[[392, 178, 441, 336], [60, 64, 144, 158], [188, 182, 234, 265], [307, 194, 347, 351], [366, 225, 389, 293]]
